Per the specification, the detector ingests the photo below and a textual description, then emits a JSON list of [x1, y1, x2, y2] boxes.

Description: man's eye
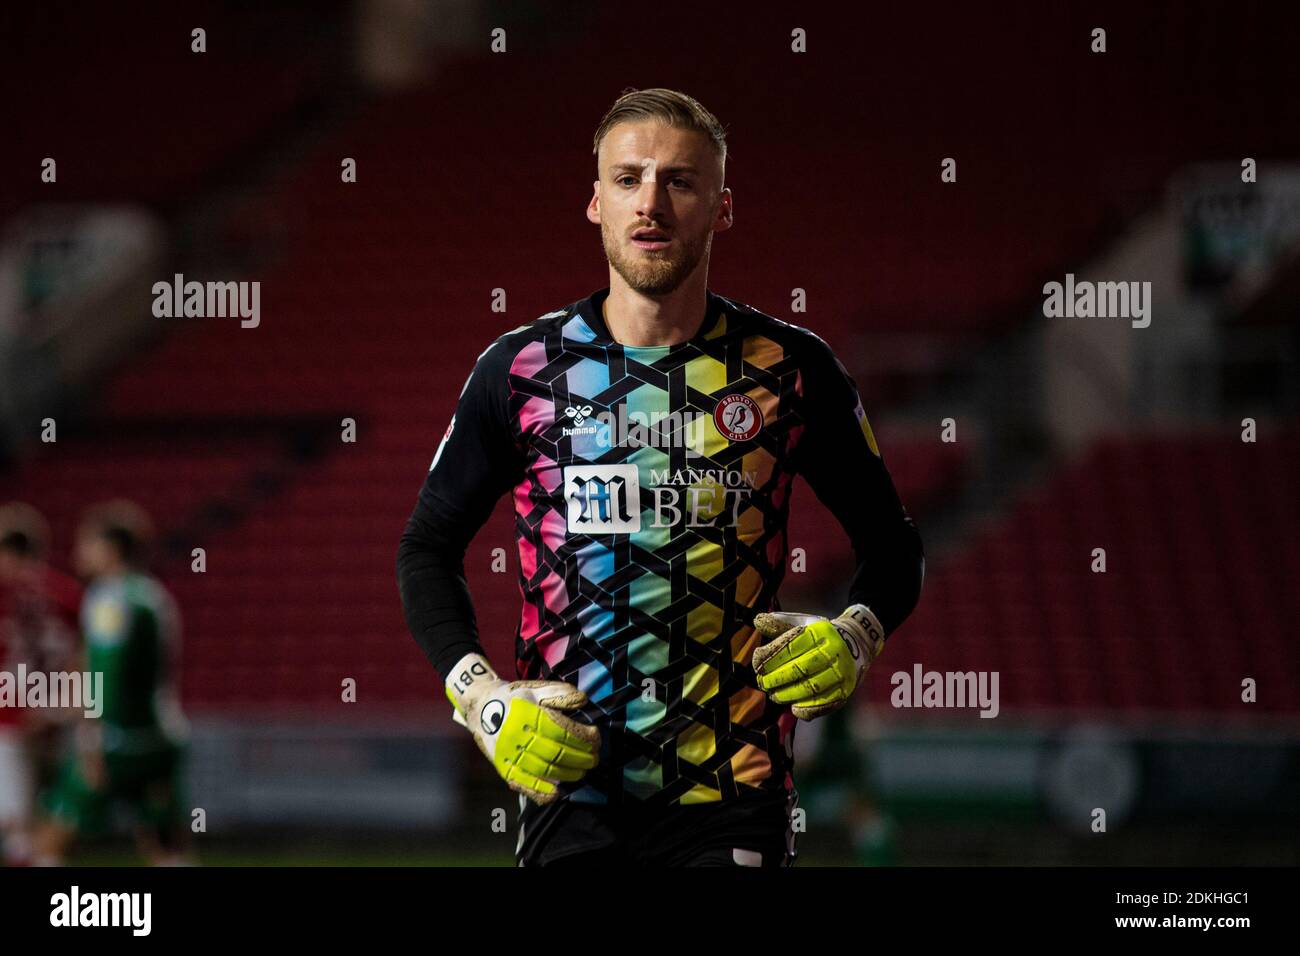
[[671, 178, 692, 189], [617, 176, 637, 187]]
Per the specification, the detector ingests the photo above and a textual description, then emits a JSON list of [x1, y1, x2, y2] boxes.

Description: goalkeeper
[[397, 87, 923, 866]]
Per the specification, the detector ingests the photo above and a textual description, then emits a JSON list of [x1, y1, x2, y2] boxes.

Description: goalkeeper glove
[[445, 652, 601, 805], [751, 604, 886, 720]]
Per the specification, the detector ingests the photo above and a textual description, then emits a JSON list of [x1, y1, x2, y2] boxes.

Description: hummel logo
[[564, 405, 595, 426]]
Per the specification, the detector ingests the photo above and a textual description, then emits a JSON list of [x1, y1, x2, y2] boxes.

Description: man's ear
[[586, 181, 601, 225], [714, 187, 734, 231]]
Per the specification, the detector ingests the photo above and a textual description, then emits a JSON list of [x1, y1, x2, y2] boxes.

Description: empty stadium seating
[[881, 431, 1300, 714], [4, 2, 1298, 719]]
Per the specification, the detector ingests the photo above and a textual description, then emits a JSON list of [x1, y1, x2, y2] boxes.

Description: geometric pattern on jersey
[[506, 297, 808, 807]]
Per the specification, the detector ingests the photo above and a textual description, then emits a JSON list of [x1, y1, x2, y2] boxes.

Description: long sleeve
[[793, 333, 925, 637], [396, 337, 524, 683]]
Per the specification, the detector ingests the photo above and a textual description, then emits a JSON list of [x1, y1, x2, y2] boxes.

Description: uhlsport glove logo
[[480, 699, 506, 735]]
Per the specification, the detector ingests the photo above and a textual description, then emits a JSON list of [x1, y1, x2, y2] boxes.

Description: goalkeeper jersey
[[398, 286, 923, 807]]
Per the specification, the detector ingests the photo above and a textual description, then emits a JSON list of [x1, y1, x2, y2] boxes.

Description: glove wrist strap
[[444, 652, 499, 725], [835, 604, 886, 665]]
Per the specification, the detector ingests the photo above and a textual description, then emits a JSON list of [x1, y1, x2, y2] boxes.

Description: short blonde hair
[[593, 87, 728, 177]]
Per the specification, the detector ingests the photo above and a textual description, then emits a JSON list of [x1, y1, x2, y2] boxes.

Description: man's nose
[[636, 178, 669, 220]]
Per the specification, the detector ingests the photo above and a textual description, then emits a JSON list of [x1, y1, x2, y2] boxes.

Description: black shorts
[[515, 787, 799, 867]]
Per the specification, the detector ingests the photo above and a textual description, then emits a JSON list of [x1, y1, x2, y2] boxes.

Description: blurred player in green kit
[[34, 501, 193, 865]]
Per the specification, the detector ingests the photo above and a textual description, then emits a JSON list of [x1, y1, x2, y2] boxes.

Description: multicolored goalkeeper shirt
[[398, 287, 923, 808]]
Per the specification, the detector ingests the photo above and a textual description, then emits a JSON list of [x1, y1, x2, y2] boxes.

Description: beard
[[601, 219, 712, 296]]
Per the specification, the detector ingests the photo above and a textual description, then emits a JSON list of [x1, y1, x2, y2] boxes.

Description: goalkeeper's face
[[589, 120, 731, 296]]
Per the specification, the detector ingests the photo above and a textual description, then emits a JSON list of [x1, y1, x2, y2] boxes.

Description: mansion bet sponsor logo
[[563, 464, 757, 534]]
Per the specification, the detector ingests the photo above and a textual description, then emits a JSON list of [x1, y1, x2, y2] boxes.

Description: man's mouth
[[631, 228, 670, 251]]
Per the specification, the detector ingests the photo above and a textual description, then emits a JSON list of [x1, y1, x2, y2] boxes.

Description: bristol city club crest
[[713, 394, 764, 442]]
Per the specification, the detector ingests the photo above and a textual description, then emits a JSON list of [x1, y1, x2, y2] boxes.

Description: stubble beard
[[601, 219, 711, 297]]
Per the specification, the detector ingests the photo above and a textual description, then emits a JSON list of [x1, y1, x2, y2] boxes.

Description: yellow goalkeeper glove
[[445, 652, 601, 804], [751, 604, 886, 719]]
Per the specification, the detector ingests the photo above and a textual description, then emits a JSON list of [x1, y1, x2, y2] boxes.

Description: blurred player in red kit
[[0, 503, 82, 866]]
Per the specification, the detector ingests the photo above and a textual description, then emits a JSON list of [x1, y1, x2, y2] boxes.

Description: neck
[[602, 276, 709, 347]]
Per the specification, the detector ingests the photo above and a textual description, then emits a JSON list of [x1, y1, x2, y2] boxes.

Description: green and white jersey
[[82, 572, 187, 753]]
